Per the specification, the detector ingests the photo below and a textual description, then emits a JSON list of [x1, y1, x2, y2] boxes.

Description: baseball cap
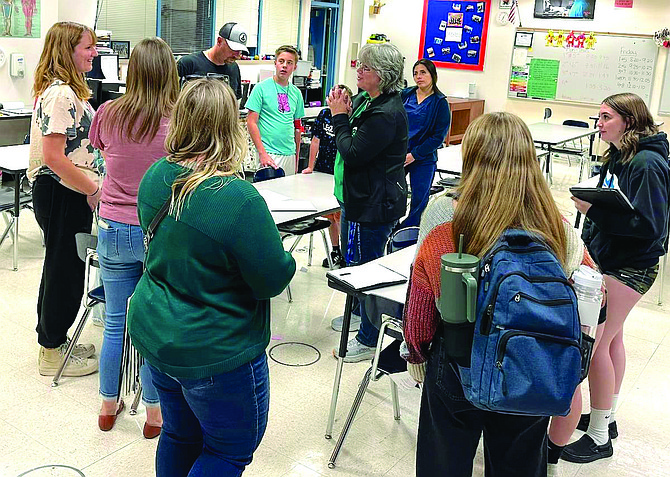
[[219, 22, 249, 54]]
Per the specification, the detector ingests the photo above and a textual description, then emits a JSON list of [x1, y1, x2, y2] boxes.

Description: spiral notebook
[[327, 262, 408, 292]]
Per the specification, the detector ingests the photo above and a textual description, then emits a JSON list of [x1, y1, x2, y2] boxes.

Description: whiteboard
[[508, 30, 658, 106], [659, 53, 670, 116]]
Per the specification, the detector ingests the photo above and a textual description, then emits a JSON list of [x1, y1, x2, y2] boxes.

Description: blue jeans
[[339, 204, 395, 347], [148, 353, 270, 477], [399, 160, 437, 228], [97, 218, 159, 406]]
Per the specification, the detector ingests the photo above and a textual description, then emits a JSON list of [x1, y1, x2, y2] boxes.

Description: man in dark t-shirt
[[177, 22, 248, 99]]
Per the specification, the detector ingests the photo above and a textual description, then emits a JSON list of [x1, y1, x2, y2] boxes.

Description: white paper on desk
[[258, 190, 290, 203], [328, 262, 407, 290], [270, 200, 317, 212]]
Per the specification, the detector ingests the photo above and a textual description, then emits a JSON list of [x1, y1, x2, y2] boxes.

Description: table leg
[[545, 145, 553, 184], [12, 173, 20, 271], [326, 293, 354, 439]]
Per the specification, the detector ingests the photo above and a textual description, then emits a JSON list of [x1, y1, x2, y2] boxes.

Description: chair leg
[[390, 379, 401, 420], [320, 229, 333, 269], [284, 235, 302, 303], [52, 300, 96, 387], [0, 215, 12, 248], [328, 366, 374, 469], [286, 283, 293, 303], [659, 253, 667, 306], [130, 383, 143, 415], [308, 232, 314, 266]]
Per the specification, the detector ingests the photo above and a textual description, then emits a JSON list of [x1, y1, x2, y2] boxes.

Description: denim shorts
[[606, 263, 659, 295]]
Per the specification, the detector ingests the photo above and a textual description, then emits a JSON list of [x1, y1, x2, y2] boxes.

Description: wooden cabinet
[[445, 97, 485, 145]]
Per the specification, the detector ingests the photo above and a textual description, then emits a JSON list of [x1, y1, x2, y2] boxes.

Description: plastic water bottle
[[572, 265, 603, 339]]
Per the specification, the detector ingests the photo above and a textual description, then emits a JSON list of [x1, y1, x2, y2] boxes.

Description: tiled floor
[[0, 159, 669, 476]]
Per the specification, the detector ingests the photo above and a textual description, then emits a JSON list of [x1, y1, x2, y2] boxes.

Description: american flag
[[508, 0, 521, 26]]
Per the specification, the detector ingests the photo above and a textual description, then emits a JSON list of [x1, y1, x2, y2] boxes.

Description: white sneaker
[[331, 312, 361, 332], [333, 337, 376, 363]]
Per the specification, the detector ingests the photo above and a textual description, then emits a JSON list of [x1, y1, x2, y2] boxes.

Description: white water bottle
[[572, 265, 603, 339]]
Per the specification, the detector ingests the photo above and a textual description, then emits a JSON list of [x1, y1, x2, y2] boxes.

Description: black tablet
[[569, 187, 634, 213]]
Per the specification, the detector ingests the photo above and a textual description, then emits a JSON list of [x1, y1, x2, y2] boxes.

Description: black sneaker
[[561, 435, 613, 463], [576, 413, 619, 439], [322, 249, 344, 269]]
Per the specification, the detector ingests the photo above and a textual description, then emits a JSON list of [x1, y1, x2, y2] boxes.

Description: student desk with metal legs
[[0, 144, 30, 270], [325, 245, 416, 442]]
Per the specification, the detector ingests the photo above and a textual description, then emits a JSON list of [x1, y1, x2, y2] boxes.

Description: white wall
[[343, 0, 670, 129]]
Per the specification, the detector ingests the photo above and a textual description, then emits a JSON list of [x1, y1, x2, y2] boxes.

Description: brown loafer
[[98, 400, 125, 432], [143, 422, 161, 439]]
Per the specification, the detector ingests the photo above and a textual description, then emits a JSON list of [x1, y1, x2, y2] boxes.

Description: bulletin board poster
[[1, 0, 40, 38], [419, 0, 491, 71]]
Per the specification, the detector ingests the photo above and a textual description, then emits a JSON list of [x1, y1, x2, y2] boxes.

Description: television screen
[[534, 0, 595, 19]]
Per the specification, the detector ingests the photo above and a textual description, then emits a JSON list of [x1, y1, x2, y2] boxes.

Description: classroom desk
[[252, 171, 339, 225], [528, 123, 599, 181], [325, 244, 416, 441], [0, 144, 30, 270], [435, 144, 550, 176]]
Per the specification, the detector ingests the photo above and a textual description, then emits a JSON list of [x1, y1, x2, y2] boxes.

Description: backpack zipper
[[513, 292, 573, 306], [496, 330, 580, 365], [480, 271, 574, 335]]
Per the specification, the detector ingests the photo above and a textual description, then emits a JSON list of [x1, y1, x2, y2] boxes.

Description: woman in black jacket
[[328, 42, 408, 362], [399, 59, 451, 228], [562, 92, 669, 464]]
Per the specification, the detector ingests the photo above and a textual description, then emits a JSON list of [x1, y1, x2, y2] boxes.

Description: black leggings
[[33, 175, 93, 348]]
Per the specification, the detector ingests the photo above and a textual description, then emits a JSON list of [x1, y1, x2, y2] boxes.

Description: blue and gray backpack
[[456, 229, 584, 416]]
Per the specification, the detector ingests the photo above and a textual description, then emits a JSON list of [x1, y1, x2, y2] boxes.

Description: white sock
[[587, 407, 611, 445], [610, 394, 619, 423]]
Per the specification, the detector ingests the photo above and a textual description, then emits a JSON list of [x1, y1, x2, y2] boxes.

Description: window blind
[[260, 0, 300, 56], [217, 0, 260, 49], [96, 0, 158, 52]]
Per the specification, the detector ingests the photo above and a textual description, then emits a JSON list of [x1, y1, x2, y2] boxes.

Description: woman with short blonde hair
[[29, 21, 100, 378], [127, 78, 296, 476], [88, 36, 179, 438]]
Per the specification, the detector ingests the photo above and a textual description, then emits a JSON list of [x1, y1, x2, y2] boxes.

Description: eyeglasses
[[355, 60, 372, 73]]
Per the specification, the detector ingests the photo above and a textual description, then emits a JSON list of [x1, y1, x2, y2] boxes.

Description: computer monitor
[[86, 78, 103, 109], [295, 60, 312, 77], [99, 54, 119, 81]]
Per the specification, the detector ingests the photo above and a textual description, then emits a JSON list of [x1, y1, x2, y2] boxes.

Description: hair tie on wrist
[[88, 186, 100, 197]]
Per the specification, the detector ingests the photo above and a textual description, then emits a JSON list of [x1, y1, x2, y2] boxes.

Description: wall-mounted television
[[533, 0, 595, 19]]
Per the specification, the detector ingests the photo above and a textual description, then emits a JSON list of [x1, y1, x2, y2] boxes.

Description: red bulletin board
[[419, 0, 492, 71]]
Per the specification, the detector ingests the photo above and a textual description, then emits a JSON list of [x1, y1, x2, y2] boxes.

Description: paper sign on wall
[[614, 0, 633, 7], [527, 58, 560, 100], [445, 28, 463, 43]]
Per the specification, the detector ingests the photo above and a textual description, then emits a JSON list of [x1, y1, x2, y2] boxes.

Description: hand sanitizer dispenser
[[10, 53, 25, 78]]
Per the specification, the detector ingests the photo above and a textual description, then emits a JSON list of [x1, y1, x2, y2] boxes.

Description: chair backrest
[[563, 119, 589, 129], [253, 166, 286, 183], [385, 226, 420, 255], [75, 233, 98, 264], [543, 107, 552, 123]]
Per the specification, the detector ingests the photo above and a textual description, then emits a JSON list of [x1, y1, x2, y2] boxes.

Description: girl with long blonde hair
[[126, 78, 296, 476], [403, 112, 593, 476], [29, 21, 100, 378], [88, 37, 179, 438]]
